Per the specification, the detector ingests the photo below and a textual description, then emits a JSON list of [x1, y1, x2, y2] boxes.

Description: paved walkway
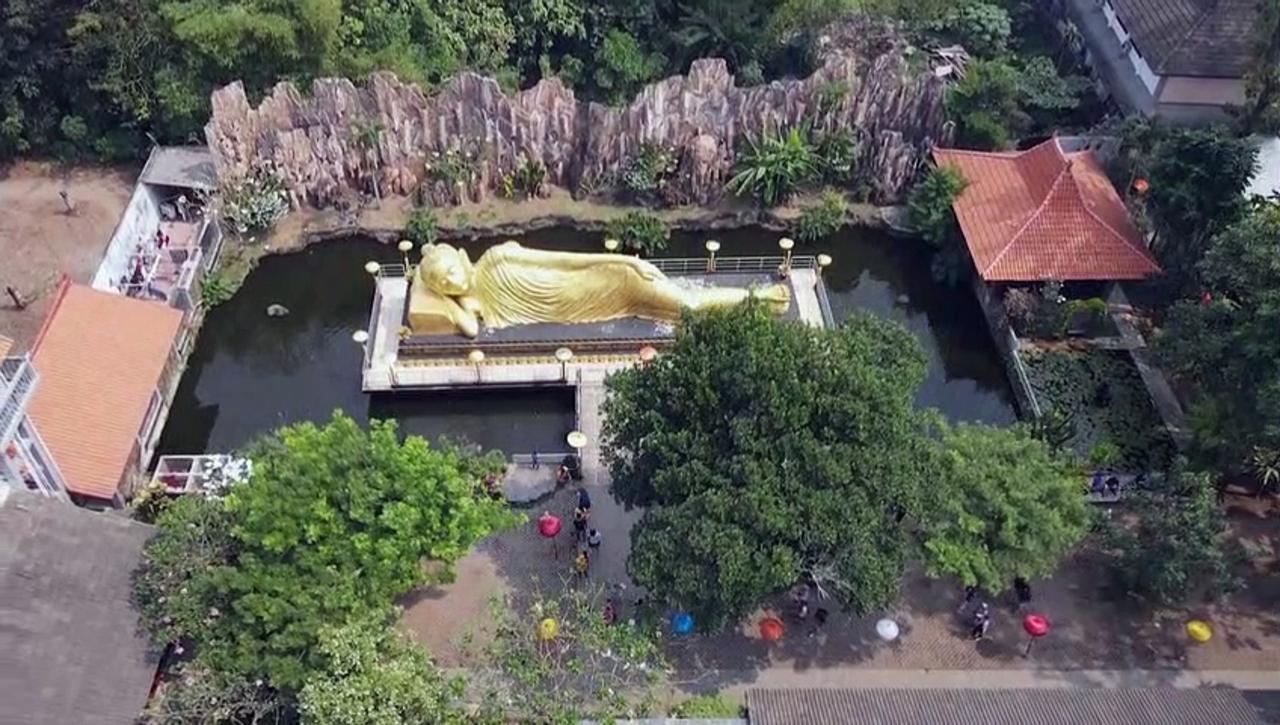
[[716, 668, 1280, 694]]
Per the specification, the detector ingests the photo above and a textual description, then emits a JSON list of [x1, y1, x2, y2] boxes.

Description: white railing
[[12, 418, 69, 499], [0, 356, 37, 446], [372, 257, 817, 279], [510, 451, 575, 468]]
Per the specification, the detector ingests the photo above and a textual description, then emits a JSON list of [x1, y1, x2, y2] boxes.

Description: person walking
[[572, 506, 589, 542], [574, 548, 590, 580], [1013, 577, 1032, 610], [970, 602, 991, 641], [958, 584, 978, 614]]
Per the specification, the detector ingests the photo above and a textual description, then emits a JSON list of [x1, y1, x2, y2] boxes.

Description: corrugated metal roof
[[1110, 0, 1257, 78], [933, 139, 1161, 283], [0, 490, 158, 725], [746, 687, 1264, 725], [28, 280, 183, 500], [139, 145, 217, 191]]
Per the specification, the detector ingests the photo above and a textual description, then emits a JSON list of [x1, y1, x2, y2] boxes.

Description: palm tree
[[351, 121, 385, 208]]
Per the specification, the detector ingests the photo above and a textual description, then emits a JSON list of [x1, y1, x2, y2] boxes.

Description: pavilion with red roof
[[932, 138, 1161, 282]]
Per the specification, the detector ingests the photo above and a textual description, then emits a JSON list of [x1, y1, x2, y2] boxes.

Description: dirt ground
[[0, 161, 136, 352]]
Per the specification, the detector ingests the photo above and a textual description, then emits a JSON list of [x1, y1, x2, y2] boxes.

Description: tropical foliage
[[920, 423, 1090, 593], [404, 208, 441, 246], [134, 413, 517, 698], [606, 211, 671, 256], [906, 165, 967, 246], [794, 188, 847, 242], [727, 127, 819, 206], [602, 304, 941, 628]]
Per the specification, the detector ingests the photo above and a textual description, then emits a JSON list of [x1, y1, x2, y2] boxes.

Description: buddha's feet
[[752, 283, 791, 314]]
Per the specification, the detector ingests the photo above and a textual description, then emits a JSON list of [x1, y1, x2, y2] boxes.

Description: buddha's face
[[420, 243, 475, 296]]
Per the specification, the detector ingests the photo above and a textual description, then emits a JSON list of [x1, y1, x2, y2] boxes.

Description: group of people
[[791, 582, 830, 637], [571, 486, 601, 579]]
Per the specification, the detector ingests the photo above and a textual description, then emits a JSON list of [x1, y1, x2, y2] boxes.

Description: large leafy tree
[[298, 615, 465, 725], [603, 305, 940, 628], [920, 423, 1090, 592], [1143, 127, 1257, 292], [1102, 472, 1243, 606], [135, 412, 517, 692], [1157, 203, 1280, 473]]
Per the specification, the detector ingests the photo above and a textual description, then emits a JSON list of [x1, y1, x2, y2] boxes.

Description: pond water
[[158, 225, 1016, 456]]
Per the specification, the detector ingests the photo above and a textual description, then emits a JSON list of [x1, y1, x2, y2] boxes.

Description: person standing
[[1013, 577, 1032, 610], [574, 548, 590, 580], [587, 528, 602, 551], [573, 506, 589, 542], [970, 602, 991, 640], [958, 584, 978, 614]]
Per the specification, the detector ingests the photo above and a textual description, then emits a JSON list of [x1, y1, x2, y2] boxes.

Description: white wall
[[1128, 47, 1160, 95], [1159, 76, 1248, 106], [91, 184, 161, 291], [1102, 1, 1130, 45]]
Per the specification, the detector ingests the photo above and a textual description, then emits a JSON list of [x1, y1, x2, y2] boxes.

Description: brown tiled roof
[[0, 491, 159, 725], [0, 335, 12, 359], [746, 687, 1264, 725], [28, 280, 183, 500], [1110, 0, 1258, 77], [932, 139, 1161, 282]]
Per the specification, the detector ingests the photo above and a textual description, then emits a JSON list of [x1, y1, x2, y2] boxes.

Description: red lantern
[[538, 512, 563, 559], [1022, 613, 1051, 657], [1133, 178, 1150, 194], [759, 616, 785, 642], [638, 346, 657, 363]]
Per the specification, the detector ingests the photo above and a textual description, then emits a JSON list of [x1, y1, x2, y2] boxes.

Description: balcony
[[0, 356, 37, 445]]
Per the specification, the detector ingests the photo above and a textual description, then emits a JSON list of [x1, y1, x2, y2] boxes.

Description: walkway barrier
[[971, 278, 1042, 419], [511, 451, 575, 469]]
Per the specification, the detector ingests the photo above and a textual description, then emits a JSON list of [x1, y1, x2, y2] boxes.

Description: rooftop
[[28, 280, 183, 500], [746, 687, 1264, 725], [933, 139, 1161, 283], [0, 491, 158, 725], [1110, 0, 1258, 78], [138, 145, 217, 192]]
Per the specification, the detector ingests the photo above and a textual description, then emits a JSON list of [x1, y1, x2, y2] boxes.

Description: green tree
[[921, 424, 1090, 592], [1103, 472, 1243, 606], [474, 585, 666, 722], [946, 58, 1023, 150], [606, 211, 671, 255], [299, 615, 465, 725], [135, 413, 518, 691], [1157, 203, 1280, 472], [906, 164, 967, 246], [593, 28, 664, 104], [727, 126, 818, 206], [1144, 127, 1257, 292], [1240, 0, 1280, 133], [140, 666, 285, 725], [603, 305, 940, 628], [928, 0, 1010, 57]]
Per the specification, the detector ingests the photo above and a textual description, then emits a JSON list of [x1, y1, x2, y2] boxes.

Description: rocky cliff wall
[[205, 19, 951, 209]]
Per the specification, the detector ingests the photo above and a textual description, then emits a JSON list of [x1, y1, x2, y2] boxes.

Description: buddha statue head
[[418, 243, 475, 296]]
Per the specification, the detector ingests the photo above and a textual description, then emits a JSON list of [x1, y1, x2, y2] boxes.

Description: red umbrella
[[1022, 613, 1051, 657], [538, 512, 563, 559], [759, 616, 785, 642]]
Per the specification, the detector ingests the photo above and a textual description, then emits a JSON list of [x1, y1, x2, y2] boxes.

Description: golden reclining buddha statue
[[407, 241, 791, 337]]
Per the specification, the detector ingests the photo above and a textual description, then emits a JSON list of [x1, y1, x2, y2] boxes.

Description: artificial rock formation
[[205, 19, 951, 208]]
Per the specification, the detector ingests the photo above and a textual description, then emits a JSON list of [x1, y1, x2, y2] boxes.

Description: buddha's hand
[[618, 256, 661, 281]]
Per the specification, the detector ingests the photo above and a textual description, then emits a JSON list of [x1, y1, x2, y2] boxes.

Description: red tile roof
[[932, 139, 1161, 282], [28, 280, 183, 501]]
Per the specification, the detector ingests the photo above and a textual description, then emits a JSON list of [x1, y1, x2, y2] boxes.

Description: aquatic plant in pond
[[1022, 348, 1175, 472]]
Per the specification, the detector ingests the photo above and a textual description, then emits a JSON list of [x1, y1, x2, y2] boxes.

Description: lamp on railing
[[364, 261, 381, 277], [778, 238, 795, 277], [351, 330, 369, 345], [604, 238, 620, 253], [468, 349, 486, 383], [554, 346, 574, 383], [817, 253, 832, 278], [397, 240, 414, 270], [705, 240, 720, 273]]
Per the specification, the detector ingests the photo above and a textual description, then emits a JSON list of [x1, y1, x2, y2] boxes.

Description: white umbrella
[[876, 618, 900, 642]]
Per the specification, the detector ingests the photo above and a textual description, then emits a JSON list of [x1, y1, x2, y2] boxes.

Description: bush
[[813, 129, 858, 185], [727, 127, 819, 206], [513, 156, 546, 198], [201, 270, 237, 307], [218, 162, 289, 235], [906, 165, 968, 246], [1004, 287, 1039, 335], [1087, 439, 1120, 468], [795, 189, 847, 242], [606, 211, 670, 256], [621, 142, 679, 205], [1064, 297, 1110, 336], [947, 60, 1023, 150], [673, 693, 742, 718], [404, 208, 439, 246]]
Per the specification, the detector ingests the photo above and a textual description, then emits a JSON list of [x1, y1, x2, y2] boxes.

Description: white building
[[0, 338, 68, 502]]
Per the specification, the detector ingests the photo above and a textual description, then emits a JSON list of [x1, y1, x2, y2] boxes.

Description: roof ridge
[[980, 141, 1071, 277], [1154, 2, 1220, 73], [30, 275, 71, 354], [1067, 168, 1162, 271]]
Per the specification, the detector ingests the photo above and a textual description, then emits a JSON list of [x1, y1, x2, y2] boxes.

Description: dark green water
[[158, 226, 1015, 456]]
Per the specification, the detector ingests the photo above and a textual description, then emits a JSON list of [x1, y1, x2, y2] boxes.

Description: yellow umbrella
[[1186, 620, 1212, 643], [538, 617, 559, 641]]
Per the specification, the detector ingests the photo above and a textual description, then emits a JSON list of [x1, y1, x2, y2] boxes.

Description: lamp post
[[778, 237, 795, 276], [468, 349, 485, 383], [604, 238, 620, 253], [817, 253, 832, 278], [554, 346, 574, 382], [397, 239, 413, 270], [567, 430, 588, 452], [351, 330, 369, 345], [364, 261, 381, 277], [705, 239, 720, 273]]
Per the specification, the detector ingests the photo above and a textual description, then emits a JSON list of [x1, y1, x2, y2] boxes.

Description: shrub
[[673, 693, 742, 718], [621, 142, 679, 204], [929, 0, 1011, 57], [813, 129, 858, 185], [513, 156, 547, 198], [947, 59, 1023, 150], [906, 165, 968, 246], [606, 211, 670, 256], [1004, 287, 1039, 335], [727, 127, 819, 206], [1064, 297, 1110, 336], [217, 162, 289, 234], [201, 270, 237, 307], [404, 208, 439, 246], [1087, 439, 1121, 468], [1030, 280, 1068, 339], [795, 189, 847, 242]]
